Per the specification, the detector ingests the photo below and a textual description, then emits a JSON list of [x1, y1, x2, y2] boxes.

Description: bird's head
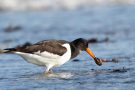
[[72, 38, 102, 66]]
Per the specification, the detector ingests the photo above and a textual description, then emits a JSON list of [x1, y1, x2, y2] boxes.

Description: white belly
[[15, 44, 71, 67]]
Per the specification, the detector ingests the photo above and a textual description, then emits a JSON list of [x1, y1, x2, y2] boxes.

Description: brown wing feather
[[5, 40, 68, 56]]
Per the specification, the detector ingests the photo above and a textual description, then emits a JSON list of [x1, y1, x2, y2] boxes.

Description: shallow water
[[0, 5, 135, 90]]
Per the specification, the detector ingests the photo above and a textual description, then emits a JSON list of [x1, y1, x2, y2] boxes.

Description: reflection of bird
[[0, 38, 102, 74]]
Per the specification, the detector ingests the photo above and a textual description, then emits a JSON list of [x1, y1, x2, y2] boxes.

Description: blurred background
[[0, 0, 135, 90]]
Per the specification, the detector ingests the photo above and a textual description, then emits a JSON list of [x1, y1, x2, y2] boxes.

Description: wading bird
[[0, 38, 102, 74]]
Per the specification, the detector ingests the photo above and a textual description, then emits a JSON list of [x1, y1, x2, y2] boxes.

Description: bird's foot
[[44, 70, 53, 76]]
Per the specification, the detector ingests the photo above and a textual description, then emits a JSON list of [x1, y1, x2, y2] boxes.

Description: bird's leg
[[44, 65, 53, 75], [48, 69, 53, 73], [44, 69, 53, 75]]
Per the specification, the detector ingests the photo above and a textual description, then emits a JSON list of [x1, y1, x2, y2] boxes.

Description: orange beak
[[85, 48, 96, 59], [85, 48, 102, 66]]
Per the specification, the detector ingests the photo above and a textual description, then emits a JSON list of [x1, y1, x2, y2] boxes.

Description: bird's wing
[[5, 40, 68, 56]]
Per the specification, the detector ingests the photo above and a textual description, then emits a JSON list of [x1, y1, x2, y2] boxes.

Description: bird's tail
[[0, 48, 16, 54], [0, 49, 8, 54]]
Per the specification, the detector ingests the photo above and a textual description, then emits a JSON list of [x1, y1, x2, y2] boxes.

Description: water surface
[[0, 6, 135, 90]]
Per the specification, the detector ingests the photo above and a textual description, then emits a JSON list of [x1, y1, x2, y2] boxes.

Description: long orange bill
[[85, 48, 102, 66], [85, 48, 96, 59]]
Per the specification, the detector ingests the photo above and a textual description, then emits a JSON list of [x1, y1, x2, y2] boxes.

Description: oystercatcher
[[0, 38, 102, 74]]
